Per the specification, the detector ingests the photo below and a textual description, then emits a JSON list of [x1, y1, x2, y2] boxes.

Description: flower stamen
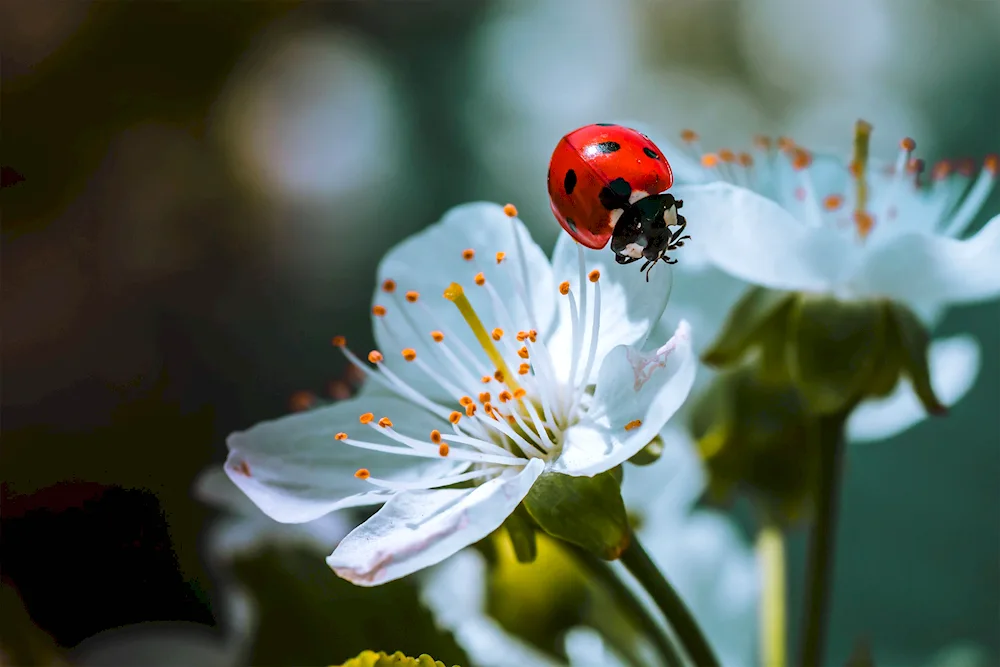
[[851, 119, 873, 239], [444, 282, 523, 393]]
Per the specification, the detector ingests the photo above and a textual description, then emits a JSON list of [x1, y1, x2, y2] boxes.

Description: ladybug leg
[[667, 213, 688, 244], [615, 253, 641, 265]]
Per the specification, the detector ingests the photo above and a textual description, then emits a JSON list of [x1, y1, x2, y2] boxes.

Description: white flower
[[669, 124, 999, 323], [224, 202, 697, 586]]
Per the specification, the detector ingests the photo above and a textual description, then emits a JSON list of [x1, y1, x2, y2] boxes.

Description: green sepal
[[523, 469, 630, 560], [628, 434, 664, 466], [503, 504, 538, 564], [333, 650, 458, 667], [885, 301, 947, 415], [702, 287, 794, 369], [788, 295, 886, 414]]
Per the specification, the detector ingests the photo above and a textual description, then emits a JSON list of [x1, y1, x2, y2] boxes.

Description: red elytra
[[547, 124, 674, 249]]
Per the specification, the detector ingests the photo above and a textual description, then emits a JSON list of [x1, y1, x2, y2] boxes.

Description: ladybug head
[[610, 194, 688, 281]]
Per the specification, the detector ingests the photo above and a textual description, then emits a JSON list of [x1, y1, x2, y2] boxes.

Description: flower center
[[686, 122, 997, 243], [329, 204, 607, 493]]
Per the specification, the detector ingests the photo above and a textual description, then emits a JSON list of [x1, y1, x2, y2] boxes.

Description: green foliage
[[703, 289, 945, 418], [523, 469, 630, 560], [627, 434, 665, 466]]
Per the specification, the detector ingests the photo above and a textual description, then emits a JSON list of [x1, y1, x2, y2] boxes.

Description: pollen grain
[[503, 203, 518, 217], [367, 350, 384, 364], [401, 348, 417, 362], [354, 468, 371, 480], [381, 279, 396, 293], [624, 419, 642, 431], [360, 412, 375, 424]]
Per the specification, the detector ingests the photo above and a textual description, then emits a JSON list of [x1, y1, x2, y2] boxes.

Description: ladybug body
[[547, 124, 689, 278]]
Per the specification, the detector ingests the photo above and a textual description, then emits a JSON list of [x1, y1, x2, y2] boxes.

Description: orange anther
[[907, 158, 925, 174], [381, 279, 396, 293], [822, 194, 844, 211], [479, 392, 491, 404], [335, 432, 348, 441], [329, 380, 350, 400], [465, 403, 477, 417], [377, 416, 392, 428], [854, 211, 875, 239], [900, 137, 916, 152], [462, 248, 475, 261], [985, 154, 998, 175], [518, 363, 530, 375], [290, 391, 316, 412], [753, 135, 772, 150], [507, 415, 517, 424], [528, 330, 537, 342], [932, 160, 952, 180], [624, 419, 642, 431], [449, 411, 462, 424], [791, 148, 812, 170], [331, 335, 347, 348], [474, 272, 486, 286], [513, 388, 526, 400], [588, 269, 600, 283], [459, 396, 473, 406], [777, 136, 795, 151], [494, 369, 505, 383], [498, 390, 512, 403], [503, 203, 518, 217], [738, 152, 753, 167], [401, 348, 417, 362], [680, 129, 699, 143], [367, 350, 383, 364], [517, 346, 529, 359], [431, 331, 445, 342], [360, 412, 375, 424], [405, 291, 419, 303], [700, 153, 719, 168], [481, 375, 492, 383], [495, 252, 506, 264], [372, 305, 387, 317], [516, 331, 528, 341], [354, 468, 370, 480], [491, 328, 504, 341], [559, 281, 571, 295], [430, 430, 442, 444], [438, 443, 450, 457], [957, 158, 975, 177], [718, 149, 735, 163]]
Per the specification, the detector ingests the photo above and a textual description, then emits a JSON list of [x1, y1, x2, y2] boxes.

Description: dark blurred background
[[2, 1, 998, 665]]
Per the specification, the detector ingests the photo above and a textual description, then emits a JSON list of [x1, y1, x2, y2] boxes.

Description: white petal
[[553, 321, 697, 476], [847, 335, 981, 444], [374, 202, 556, 401], [224, 396, 454, 524], [207, 512, 349, 562], [850, 213, 1000, 307], [678, 182, 858, 292], [564, 627, 630, 667], [328, 458, 544, 585], [621, 425, 707, 517], [547, 234, 675, 384]]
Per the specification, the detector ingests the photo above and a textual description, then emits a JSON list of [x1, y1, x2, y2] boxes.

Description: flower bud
[[333, 650, 456, 667]]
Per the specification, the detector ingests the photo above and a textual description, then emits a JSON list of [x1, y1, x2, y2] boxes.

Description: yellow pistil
[[444, 282, 523, 392], [851, 119, 873, 238]]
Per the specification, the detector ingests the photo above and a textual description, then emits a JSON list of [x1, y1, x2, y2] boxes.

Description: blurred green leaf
[[702, 287, 794, 369]]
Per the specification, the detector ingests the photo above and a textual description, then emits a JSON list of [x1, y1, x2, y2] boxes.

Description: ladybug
[[547, 123, 689, 279]]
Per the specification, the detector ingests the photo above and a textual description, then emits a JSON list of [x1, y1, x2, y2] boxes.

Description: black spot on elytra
[[594, 141, 621, 154], [595, 123, 615, 126], [564, 169, 577, 195], [643, 147, 659, 159], [599, 177, 632, 210], [566, 217, 577, 232]]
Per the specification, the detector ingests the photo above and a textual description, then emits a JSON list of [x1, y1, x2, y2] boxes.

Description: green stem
[[620, 534, 721, 667], [757, 521, 787, 667], [569, 546, 685, 667], [800, 429, 845, 667]]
